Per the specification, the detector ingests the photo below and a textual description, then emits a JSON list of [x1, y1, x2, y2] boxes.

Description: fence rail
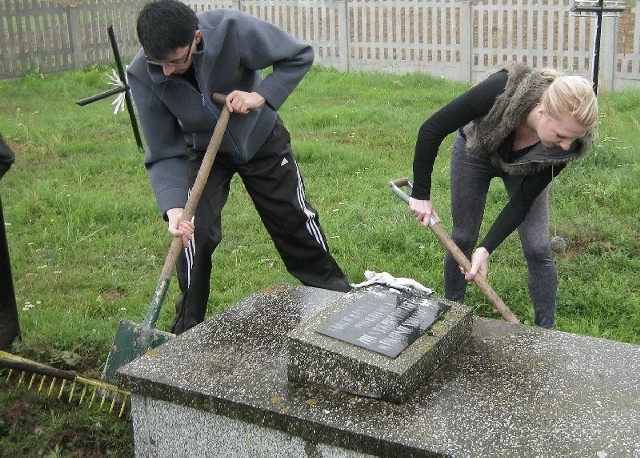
[[1, 0, 639, 90]]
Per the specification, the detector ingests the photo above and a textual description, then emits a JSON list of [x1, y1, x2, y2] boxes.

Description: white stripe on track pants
[[171, 117, 351, 334]]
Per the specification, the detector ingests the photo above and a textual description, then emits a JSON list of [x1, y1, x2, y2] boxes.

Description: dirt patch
[[0, 383, 134, 456], [0, 398, 39, 431]]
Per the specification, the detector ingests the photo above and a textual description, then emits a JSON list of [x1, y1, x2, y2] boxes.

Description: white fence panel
[[2, 0, 639, 90]]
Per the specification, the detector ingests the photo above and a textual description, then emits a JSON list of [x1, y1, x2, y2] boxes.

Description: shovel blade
[[101, 318, 174, 384]]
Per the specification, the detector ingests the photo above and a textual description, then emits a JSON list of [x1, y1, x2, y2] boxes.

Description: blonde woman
[[409, 62, 598, 328]]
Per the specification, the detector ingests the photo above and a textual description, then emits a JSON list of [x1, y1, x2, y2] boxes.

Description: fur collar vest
[[463, 62, 592, 175]]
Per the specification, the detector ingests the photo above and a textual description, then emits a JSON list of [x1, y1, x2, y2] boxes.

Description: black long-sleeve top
[[412, 71, 564, 253]]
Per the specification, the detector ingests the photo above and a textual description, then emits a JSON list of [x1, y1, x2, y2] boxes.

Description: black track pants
[[171, 118, 351, 334]]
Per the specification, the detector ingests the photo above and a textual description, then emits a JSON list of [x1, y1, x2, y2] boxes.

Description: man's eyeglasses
[[145, 36, 195, 68]]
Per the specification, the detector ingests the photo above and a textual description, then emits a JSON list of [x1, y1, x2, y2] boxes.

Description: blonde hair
[[540, 72, 599, 128]]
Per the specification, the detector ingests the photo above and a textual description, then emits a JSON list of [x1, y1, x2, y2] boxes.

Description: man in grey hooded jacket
[[128, 0, 351, 334]]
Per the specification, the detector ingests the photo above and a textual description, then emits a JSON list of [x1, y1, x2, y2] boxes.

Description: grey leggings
[[445, 135, 557, 328]]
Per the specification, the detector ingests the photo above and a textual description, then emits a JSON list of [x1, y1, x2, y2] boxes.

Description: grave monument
[[118, 284, 640, 457]]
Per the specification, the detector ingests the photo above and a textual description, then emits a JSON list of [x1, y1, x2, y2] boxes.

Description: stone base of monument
[[287, 285, 472, 403], [118, 284, 640, 457]]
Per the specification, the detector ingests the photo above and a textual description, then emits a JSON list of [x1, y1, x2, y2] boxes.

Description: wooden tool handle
[[388, 178, 519, 324], [143, 94, 231, 327], [428, 221, 519, 323], [0, 350, 76, 381], [158, 94, 231, 279]]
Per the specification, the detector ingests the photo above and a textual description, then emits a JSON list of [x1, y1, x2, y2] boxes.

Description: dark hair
[[136, 0, 198, 60]]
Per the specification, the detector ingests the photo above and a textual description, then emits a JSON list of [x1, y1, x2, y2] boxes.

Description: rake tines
[[1, 350, 130, 419]]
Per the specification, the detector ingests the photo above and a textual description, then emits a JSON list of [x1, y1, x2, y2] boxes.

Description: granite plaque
[[315, 286, 450, 358]]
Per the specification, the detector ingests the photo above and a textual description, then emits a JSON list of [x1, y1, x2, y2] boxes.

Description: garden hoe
[[388, 178, 519, 324], [102, 94, 231, 384]]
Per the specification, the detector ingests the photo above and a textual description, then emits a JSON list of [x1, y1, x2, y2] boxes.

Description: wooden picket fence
[[1, 0, 639, 91]]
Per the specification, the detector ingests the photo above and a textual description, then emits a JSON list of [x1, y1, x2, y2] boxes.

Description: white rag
[[351, 270, 433, 295]]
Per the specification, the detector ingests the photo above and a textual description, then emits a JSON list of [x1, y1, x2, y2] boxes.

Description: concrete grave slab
[[118, 284, 640, 457]]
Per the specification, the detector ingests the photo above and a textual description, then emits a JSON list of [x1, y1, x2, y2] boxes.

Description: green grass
[[0, 65, 639, 455]]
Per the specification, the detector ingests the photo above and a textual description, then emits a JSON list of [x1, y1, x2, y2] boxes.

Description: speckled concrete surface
[[287, 286, 473, 403], [119, 284, 640, 457], [130, 394, 376, 458]]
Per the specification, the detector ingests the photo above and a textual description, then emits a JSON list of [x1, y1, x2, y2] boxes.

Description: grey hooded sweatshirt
[[127, 9, 313, 217]]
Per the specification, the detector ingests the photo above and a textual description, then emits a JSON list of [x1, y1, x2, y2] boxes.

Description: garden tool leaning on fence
[[101, 94, 232, 384], [388, 178, 519, 324], [0, 350, 130, 419]]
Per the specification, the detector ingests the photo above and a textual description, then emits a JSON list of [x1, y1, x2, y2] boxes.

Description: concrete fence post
[[599, 15, 618, 92], [338, 0, 350, 72], [459, 0, 473, 83], [68, 6, 84, 69], [0, 11, 7, 78]]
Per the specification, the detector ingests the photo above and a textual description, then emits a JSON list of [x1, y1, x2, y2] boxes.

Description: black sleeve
[[411, 70, 509, 200], [0, 134, 15, 181], [480, 164, 565, 253]]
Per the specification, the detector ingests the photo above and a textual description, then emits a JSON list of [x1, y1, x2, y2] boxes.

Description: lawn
[[0, 64, 638, 455]]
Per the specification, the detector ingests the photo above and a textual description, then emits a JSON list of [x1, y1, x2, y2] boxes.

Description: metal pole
[[570, 1, 625, 95], [591, 0, 604, 94], [108, 26, 144, 151], [75, 26, 144, 151]]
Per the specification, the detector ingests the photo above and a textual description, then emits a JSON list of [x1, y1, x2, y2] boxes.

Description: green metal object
[[101, 276, 175, 383]]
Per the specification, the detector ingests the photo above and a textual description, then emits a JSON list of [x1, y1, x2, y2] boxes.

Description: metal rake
[[0, 350, 130, 419]]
